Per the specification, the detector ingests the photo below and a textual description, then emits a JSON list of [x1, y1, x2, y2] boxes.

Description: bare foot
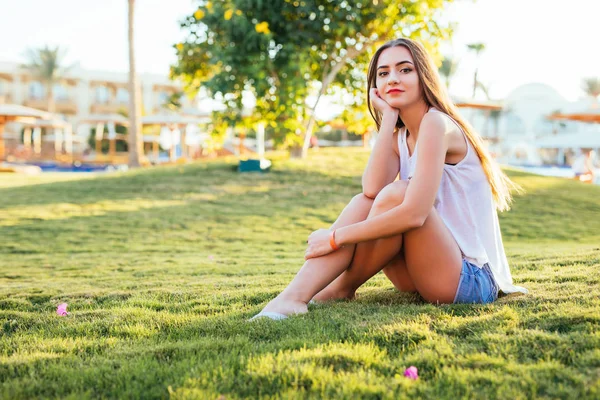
[[261, 295, 308, 316]]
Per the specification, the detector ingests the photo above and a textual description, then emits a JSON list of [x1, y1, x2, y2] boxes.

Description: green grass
[[1, 148, 599, 399]]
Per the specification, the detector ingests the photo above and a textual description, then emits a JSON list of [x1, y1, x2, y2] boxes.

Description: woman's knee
[[351, 192, 375, 208], [372, 180, 408, 212]]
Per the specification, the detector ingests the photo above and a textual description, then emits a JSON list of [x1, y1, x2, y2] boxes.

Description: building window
[[116, 88, 129, 104], [158, 91, 169, 106], [53, 84, 68, 101], [29, 81, 45, 100], [95, 86, 109, 104]]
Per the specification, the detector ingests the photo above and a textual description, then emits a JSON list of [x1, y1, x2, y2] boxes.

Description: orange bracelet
[[329, 229, 340, 251]]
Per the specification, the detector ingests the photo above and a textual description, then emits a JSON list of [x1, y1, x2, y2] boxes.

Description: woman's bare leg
[[382, 251, 417, 293], [313, 180, 416, 301], [401, 206, 462, 303], [259, 193, 374, 315], [316, 210, 463, 304], [319, 181, 464, 304], [262, 178, 463, 315]]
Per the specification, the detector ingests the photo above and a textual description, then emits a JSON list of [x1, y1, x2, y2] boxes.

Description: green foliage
[[316, 128, 362, 142], [172, 1, 454, 147], [86, 124, 130, 154], [163, 91, 185, 112], [3, 149, 598, 398], [466, 42, 486, 55], [467, 42, 486, 98], [439, 56, 459, 89], [21, 45, 69, 86], [21, 45, 70, 111]]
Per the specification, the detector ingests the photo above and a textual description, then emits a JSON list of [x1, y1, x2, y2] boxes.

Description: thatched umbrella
[[76, 114, 129, 162], [20, 118, 72, 159], [454, 99, 503, 111], [142, 114, 209, 162], [0, 104, 54, 160], [453, 98, 504, 142], [547, 108, 600, 123]]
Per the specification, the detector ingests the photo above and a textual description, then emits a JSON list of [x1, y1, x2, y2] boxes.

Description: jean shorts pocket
[[461, 259, 480, 277], [454, 260, 498, 304], [482, 265, 498, 303]]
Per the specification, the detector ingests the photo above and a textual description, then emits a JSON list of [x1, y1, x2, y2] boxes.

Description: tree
[[163, 91, 184, 112], [582, 77, 600, 102], [467, 42, 485, 98], [477, 80, 491, 100], [21, 45, 69, 113], [127, 0, 143, 168], [439, 56, 458, 90], [173, 0, 454, 158], [475, 80, 501, 139]]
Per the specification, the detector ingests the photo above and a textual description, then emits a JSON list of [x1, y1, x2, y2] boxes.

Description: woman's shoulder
[[421, 108, 460, 138]]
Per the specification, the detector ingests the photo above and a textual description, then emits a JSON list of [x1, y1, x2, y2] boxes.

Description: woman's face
[[375, 46, 421, 109]]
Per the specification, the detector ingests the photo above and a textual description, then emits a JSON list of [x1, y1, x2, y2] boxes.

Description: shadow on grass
[[0, 158, 360, 209]]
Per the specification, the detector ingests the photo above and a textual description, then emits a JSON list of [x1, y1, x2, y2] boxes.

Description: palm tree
[[127, 0, 143, 167], [476, 80, 491, 100], [467, 43, 486, 98], [439, 56, 459, 90], [22, 45, 68, 113], [476, 80, 493, 137], [582, 78, 600, 104]]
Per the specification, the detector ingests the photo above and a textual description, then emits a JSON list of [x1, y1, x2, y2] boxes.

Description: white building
[[0, 61, 202, 149], [458, 83, 600, 166]]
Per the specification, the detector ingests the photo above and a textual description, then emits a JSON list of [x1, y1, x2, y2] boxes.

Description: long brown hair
[[367, 38, 519, 211]]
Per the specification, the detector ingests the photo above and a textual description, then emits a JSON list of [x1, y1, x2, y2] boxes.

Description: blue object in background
[[239, 158, 272, 173], [27, 162, 127, 172]]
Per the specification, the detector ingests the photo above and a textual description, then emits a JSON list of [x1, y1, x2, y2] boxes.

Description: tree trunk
[[300, 46, 364, 159], [300, 93, 322, 159], [46, 84, 55, 113], [127, 0, 143, 168], [472, 68, 478, 98], [0, 121, 5, 161]]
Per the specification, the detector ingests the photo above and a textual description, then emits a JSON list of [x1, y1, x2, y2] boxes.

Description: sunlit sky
[[0, 0, 598, 102]]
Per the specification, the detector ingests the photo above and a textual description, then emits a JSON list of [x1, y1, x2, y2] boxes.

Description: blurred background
[[0, 0, 598, 180]]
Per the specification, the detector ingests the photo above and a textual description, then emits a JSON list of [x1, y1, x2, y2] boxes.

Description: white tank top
[[398, 109, 528, 295]]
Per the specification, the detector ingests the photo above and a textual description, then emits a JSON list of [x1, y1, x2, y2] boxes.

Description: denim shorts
[[453, 259, 499, 304]]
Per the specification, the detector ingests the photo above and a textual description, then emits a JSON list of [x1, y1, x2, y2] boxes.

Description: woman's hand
[[305, 229, 335, 260], [370, 88, 399, 115]]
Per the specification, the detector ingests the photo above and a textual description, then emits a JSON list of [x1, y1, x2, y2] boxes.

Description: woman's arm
[[361, 89, 400, 199], [336, 113, 448, 245], [304, 113, 450, 260]]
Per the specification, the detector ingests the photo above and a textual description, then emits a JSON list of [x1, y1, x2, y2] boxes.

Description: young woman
[[250, 38, 528, 321]]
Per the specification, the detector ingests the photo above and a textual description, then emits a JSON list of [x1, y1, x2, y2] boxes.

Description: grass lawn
[[1, 148, 599, 399]]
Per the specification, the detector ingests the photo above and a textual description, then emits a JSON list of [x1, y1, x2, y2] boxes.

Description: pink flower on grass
[[404, 366, 418, 380], [56, 303, 69, 316]]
